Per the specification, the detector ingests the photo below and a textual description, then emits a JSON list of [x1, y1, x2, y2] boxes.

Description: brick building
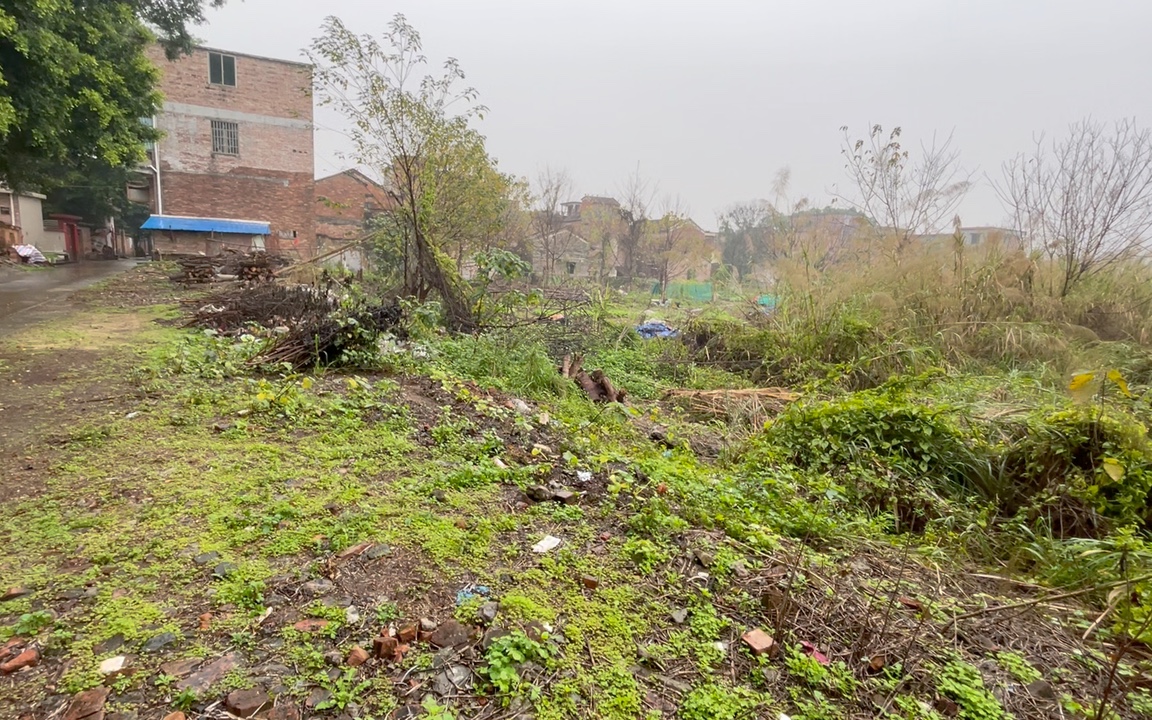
[[141, 45, 315, 256], [313, 169, 394, 270]]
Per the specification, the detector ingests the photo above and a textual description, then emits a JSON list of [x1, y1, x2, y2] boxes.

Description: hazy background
[[197, 0, 1152, 230]]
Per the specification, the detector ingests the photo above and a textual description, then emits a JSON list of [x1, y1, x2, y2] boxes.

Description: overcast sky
[[198, 0, 1152, 231]]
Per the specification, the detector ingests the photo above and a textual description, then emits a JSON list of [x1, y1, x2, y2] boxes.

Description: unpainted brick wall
[[148, 45, 316, 257]]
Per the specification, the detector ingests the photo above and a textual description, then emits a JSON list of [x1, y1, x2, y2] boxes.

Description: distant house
[[530, 227, 595, 279], [137, 45, 315, 257], [638, 216, 720, 282], [0, 187, 50, 252], [917, 226, 1022, 248], [530, 196, 626, 282], [315, 169, 394, 270]]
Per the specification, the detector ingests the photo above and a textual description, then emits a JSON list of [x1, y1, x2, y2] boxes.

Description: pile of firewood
[[176, 257, 217, 283], [560, 354, 626, 403]]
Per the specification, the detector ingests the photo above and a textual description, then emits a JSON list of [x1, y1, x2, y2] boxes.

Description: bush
[[755, 379, 991, 531]]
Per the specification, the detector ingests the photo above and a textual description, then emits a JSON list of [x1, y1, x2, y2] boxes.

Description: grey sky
[[199, 0, 1152, 231]]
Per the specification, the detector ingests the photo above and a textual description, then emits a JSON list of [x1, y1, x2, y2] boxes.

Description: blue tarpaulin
[[141, 215, 270, 235], [636, 321, 679, 339]]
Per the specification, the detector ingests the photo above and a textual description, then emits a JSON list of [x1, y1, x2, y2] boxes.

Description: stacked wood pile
[[560, 354, 626, 403], [176, 256, 217, 283], [172, 251, 290, 285]]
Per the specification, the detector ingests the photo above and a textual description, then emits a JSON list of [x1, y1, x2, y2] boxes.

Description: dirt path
[[0, 264, 187, 503]]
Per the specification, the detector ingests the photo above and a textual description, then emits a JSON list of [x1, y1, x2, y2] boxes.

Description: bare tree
[[646, 195, 709, 300], [999, 118, 1152, 297], [836, 124, 972, 256], [530, 166, 574, 282], [617, 165, 657, 281]]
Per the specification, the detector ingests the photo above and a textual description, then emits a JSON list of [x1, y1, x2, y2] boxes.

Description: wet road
[[0, 260, 137, 331]]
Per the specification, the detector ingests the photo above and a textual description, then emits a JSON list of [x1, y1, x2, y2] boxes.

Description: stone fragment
[[63, 687, 109, 720], [1, 587, 29, 601], [193, 551, 220, 565], [292, 619, 329, 633], [580, 575, 599, 590], [267, 705, 300, 720], [419, 618, 437, 632], [554, 488, 579, 504], [526, 485, 551, 502], [142, 632, 177, 653], [433, 665, 472, 696], [670, 608, 688, 624], [428, 620, 471, 648], [302, 579, 333, 595], [225, 687, 270, 718], [213, 562, 238, 578], [176, 652, 241, 693], [477, 602, 499, 624], [159, 658, 201, 678], [366, 544, 393, 560], [98, 656, 127, 675]]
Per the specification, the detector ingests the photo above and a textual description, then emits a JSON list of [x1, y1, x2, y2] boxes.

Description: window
[[565, 261, 576, 275], [211, 120, 239, 155], [208, 52, 236, 86], [139, 116, 155, 151]]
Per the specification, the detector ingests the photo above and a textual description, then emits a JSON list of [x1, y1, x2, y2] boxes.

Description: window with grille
[[211, 120, 239, 155], [208, 52, 236, 86]]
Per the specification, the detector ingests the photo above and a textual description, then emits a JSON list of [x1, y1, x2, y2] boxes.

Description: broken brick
[[741, 629, 777, 657], [0, 647, 39, 674], [347, 646, 369, 667], [292, 619, 329, 633], [397, 623, 418, 643], [372, 636, 398, 660]]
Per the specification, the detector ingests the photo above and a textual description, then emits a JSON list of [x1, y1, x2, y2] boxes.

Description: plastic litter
[[800, 641, 829, 665], [455, 584, 491, 606], [576, 470, 592, 484], [532, 535, 562, 553], [12, 245, 47, 264], [635, 321, 678, 339]]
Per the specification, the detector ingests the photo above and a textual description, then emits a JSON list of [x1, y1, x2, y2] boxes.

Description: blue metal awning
[[141, 215, 270, 235]]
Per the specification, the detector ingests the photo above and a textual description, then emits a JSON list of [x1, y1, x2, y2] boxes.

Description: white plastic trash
[[532, 535, 562, 553]]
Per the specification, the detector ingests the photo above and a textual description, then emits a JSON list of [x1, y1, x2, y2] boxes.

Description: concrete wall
[[14, 195, 54, 252], [148, 45, 315, 257]]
